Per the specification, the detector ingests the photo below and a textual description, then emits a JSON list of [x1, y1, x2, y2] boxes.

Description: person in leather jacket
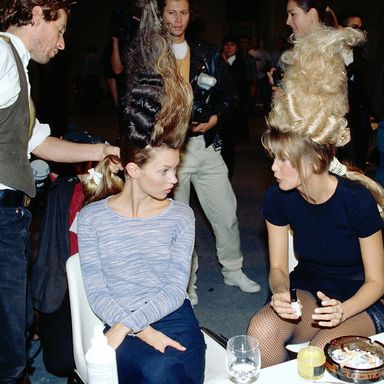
[[158, 0, 261, 305]]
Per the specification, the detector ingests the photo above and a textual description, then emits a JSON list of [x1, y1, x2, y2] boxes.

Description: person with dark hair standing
[[337, 9, 372, 171], [109, 0, 140, 142], [221, 34, 250, 178], [158, 0, 261, 306], [0, 1, 119, 381], [78, 1, 205, 383], [286, 0, 338, 34], [268, 0, 338, 92]]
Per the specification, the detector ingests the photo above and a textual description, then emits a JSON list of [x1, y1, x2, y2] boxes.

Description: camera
[[192, 73, 217, 123]]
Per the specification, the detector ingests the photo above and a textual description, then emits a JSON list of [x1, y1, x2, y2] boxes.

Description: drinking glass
[[226, 335, 261, 383]]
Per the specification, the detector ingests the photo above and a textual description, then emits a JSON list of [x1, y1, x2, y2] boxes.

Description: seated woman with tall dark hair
[[77, 1, 205, 383]]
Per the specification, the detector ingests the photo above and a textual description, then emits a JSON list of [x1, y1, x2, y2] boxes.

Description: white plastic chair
[[66, 253, 227, 383], [66, 253, 106, 383], [285, 230, 310, 354], [201, 328, 227, 383]]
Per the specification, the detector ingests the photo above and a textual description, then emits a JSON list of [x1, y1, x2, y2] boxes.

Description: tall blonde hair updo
[[268, 26, 364, 147], [265, 25, 384, 214]]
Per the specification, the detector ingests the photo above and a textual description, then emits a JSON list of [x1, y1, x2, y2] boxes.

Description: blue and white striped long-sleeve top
[[77, 198, 195, 332]]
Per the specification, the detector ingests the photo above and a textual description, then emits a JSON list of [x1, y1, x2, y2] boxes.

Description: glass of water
[[226, 335, 261, 383]]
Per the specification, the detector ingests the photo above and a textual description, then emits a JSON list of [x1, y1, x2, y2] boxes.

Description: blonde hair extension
[[83, 155, 124, 205]]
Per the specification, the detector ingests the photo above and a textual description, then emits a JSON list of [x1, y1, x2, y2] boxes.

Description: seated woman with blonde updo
[[248, 26, 384, 368]]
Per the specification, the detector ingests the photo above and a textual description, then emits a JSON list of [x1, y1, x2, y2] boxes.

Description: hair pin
[[329, 157, 347, 176]]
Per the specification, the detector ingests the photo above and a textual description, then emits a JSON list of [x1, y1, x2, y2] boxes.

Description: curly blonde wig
[[268, 26, 365, 147], [265, 26, 384, 214]]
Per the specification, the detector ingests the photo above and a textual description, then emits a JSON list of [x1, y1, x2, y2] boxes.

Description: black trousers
[[38, 293, 75, 377]]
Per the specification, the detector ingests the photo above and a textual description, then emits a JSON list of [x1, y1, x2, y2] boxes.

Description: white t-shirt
[[172, 41, 188, 60]]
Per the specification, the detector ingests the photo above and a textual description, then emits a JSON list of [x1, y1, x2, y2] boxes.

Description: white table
[[206, 332, 384, 384]]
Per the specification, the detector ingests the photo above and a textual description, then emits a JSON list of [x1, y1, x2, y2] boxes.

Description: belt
[[0, 189, 29, 207]]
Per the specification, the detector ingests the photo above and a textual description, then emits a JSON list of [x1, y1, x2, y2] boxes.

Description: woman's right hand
[[137, 326, 186, 353], [270, 291, 300, 319], [105, 323, 132, 350]]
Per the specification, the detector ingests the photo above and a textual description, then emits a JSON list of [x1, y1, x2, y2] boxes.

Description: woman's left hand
[[312, 291, 343, 327], [137, 326, 186, 353]]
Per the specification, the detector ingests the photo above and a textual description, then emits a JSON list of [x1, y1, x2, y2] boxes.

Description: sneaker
[[188, 284, 198, 305], [224, 270, 261, 293]]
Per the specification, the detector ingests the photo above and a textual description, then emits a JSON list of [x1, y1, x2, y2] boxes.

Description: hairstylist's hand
[[137, 326, 186, 353], [106, 154, 123, 173], [99, 143, 120, 162], [191, 114, 218, 133], [312, 291, 343, 327], [270, 291, 301, 319]]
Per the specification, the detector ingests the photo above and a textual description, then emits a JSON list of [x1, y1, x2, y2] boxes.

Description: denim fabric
[[367, 300, 384, 334], [105, 300, 206, 384], [0, 206, 31, 383]]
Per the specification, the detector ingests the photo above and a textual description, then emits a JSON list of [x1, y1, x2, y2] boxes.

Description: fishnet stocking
[[247, 290, 376, 367], [310, 311, 375, 348]]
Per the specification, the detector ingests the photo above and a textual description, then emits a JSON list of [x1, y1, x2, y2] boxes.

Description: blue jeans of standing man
[[0, 206, 32, 383]]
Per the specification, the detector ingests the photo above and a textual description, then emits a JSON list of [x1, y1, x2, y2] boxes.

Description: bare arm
[[267, 221, 299, 319], [111, 37, 124, 75], [313, 230, 384, 327], [32, 136, 120, 163], [267, 220, 290, 294], [344, 231, 384, 318]]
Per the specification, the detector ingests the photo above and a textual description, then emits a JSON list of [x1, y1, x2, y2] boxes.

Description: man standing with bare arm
[[0, 1, 119, 381]]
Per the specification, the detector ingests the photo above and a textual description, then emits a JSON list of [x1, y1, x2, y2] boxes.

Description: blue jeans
[[0, 206, 31, 383], [106, 300, 206, 384]]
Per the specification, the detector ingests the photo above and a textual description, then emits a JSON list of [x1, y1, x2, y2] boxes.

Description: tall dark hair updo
[[123, 73, 163, 148], [83, 0, 193, 204]]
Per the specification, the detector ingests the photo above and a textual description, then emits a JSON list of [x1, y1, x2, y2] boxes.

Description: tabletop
[[205, 332, 384, 384]]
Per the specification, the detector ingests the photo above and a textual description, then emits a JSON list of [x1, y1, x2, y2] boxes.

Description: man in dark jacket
[[158, 0, 261, 305]]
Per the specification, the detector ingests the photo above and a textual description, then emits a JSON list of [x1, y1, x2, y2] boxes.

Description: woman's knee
[[141, 356, 200, 384], [248, 306, 282, 339]]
